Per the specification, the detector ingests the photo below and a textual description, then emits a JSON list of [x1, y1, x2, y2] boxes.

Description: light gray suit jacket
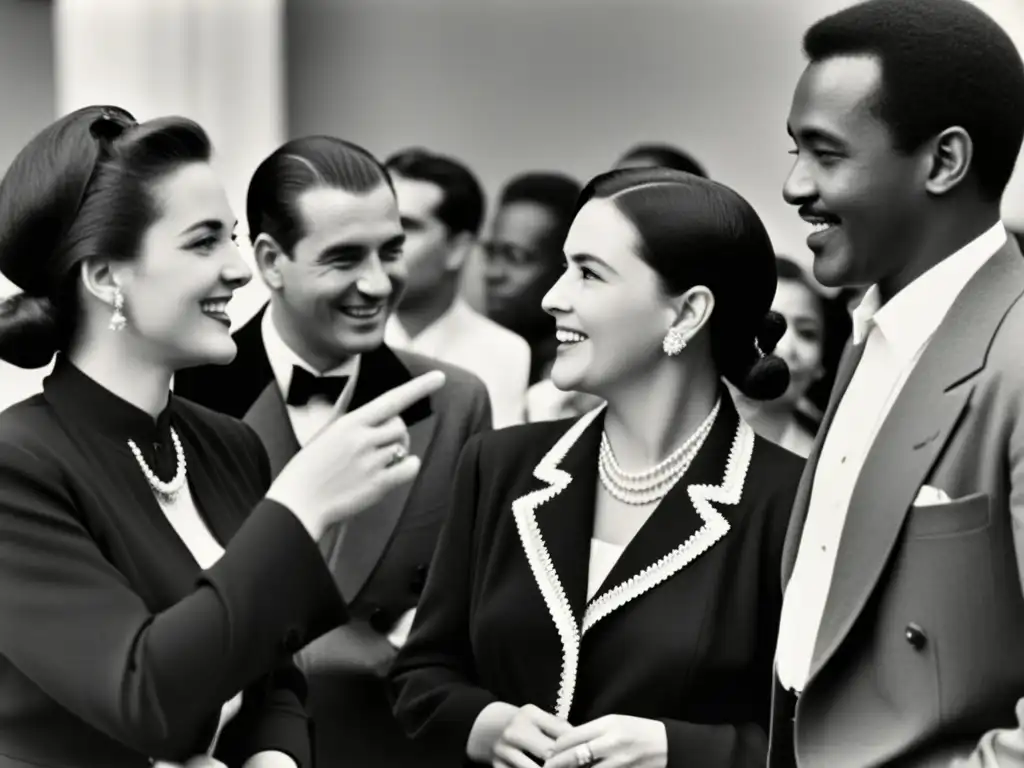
[[769, 238, 1024, 767]]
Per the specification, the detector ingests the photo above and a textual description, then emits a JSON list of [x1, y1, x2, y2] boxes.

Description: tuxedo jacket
[[768, 238, 1024, 767], [176, 305, 493, 767], [0, 359, 345, 768], [390, 395, 804, 768]]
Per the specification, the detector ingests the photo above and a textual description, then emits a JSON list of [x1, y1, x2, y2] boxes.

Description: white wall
[[285, 0, 1024, 284], [0, 0, 56, 407]]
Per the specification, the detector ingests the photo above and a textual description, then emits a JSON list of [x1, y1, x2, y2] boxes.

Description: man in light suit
[[175, 136, 491, 767], [770, 1, 1024, 766]]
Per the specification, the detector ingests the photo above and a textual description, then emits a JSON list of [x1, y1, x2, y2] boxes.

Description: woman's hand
[[267, 371, 445, 540], [491, 704, 573, 768], [543, 715, 668, 768]]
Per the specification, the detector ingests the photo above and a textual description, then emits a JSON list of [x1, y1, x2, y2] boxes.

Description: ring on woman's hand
[[387, 444, 408, 466], [574, 743, 594, 767]]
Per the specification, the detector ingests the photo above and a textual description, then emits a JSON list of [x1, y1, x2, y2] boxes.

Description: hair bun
[[0, 292, 61, 369], [737, 354, 790, 401], [755, 310, 787, 356]]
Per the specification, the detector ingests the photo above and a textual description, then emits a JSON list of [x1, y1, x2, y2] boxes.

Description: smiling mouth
[[199, 298, 231, 327], [338, 305, 384, 320], [801, 212, 842, 248], [556, 328, 588, 346]]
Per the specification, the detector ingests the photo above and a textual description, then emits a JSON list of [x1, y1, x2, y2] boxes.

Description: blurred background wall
[[1, 0, 1022, 407]]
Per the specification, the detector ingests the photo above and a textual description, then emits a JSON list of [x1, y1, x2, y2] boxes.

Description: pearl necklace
[[127, 428, 188, 502], [598, 398, 721, 506]]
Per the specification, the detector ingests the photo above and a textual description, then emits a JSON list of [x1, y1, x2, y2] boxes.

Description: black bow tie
[[286, 366, 349, 407]]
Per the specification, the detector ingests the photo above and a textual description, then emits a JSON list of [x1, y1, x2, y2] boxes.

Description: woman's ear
[[79, 258, 126, 307], [666, 284, 715, 337]]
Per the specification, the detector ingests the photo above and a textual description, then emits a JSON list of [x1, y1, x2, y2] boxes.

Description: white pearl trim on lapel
[[512, 407, 754, 721], [512, 406, 605, 720], [583, 417, 753, 635]]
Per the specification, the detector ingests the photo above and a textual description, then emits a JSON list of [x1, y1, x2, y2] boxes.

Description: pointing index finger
[[350, 370, 446, 426]]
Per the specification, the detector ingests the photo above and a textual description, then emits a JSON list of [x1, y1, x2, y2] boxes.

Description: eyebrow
[[179, 219, 237, 237], [316, 232, 407, 262], [567, 252, 618, 275], [787, 123, 847, 147]]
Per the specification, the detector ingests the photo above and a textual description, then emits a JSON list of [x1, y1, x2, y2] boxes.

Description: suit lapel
[[781, 339, 866, 588], [323, 345, 435, 601], [583, 398, 754, 635], [329, 411, 439, 601], [808, 241, 1024, 685], [243, 382, 300, 478], [512, 407, 604, 720], [512, 396, 755, 721]]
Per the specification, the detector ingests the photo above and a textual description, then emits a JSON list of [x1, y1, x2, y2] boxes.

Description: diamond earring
[[108, 286, 127, 331], [662, 327, 686, 356]]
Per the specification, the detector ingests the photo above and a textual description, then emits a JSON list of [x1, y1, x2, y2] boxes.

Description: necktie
[[286, 366, 349, 407]]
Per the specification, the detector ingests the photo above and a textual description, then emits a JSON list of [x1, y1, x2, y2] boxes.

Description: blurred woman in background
[[732, 255, 828, 457]]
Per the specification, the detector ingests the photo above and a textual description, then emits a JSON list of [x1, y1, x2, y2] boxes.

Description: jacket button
[[369, 607, 391, 634], [905, 623, 927, 650], [410, 564, 429, 595]]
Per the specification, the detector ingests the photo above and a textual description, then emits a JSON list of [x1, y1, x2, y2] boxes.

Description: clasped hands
[[493, 704, 667, 768]]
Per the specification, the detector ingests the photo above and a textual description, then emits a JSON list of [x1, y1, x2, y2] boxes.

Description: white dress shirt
[[261, 308, 360, 447], [775, 222, 1008, 694], [386, 297, 530, 428]]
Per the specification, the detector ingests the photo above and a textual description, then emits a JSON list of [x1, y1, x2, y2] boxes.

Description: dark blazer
[[0, 358, 345, 768], [176, 305, 493, 768], [768, 238, 1024, 767], [390, 395, 803, 768]]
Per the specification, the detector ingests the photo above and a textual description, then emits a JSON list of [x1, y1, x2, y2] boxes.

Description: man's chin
[[330, 327, 387, 357], [811, 248, 857, 289]]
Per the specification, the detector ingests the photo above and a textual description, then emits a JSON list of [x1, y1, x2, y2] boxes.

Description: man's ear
[[445, 231, 474, 273], [924, 126, 973, 197], [253, 233, 288, 290]]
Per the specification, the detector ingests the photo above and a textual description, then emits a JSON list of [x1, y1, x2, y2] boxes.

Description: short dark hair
[[577, 167, 789, 401], [0, 106, 211, 369], [617, 143, 707, 178], [246, 136, 393, 254], [498, 172, 581, 248], [385, 147, 486, 237], [803, 0, 1024, 202]]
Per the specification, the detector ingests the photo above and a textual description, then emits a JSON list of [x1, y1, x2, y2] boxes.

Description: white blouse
[[152, 483, 243, 767], [587, 538, 626, 601]]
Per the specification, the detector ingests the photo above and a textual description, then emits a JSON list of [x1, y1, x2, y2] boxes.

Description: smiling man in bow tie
[[175, 136, 491, 768]]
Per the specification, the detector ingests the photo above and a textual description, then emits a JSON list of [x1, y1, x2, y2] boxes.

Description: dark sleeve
[[661, 451, 801, 768], [470, 381, 493, 435], [388, 434, 498, 759], [0, 440, 347, 763], [214, 423, 316, 768], [215, 661, 313, 768]]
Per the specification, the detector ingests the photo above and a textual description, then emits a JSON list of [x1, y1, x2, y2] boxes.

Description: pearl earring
[[663, 327, 686, 356], [108, 286, 127, 331]]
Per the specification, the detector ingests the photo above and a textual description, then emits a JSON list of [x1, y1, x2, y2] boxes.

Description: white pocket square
[[913, 484, 952, 507]]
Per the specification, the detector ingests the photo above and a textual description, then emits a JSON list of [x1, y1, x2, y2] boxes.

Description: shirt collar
[[261, 304, 360, 400], [851, 221, 1007, 359]]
